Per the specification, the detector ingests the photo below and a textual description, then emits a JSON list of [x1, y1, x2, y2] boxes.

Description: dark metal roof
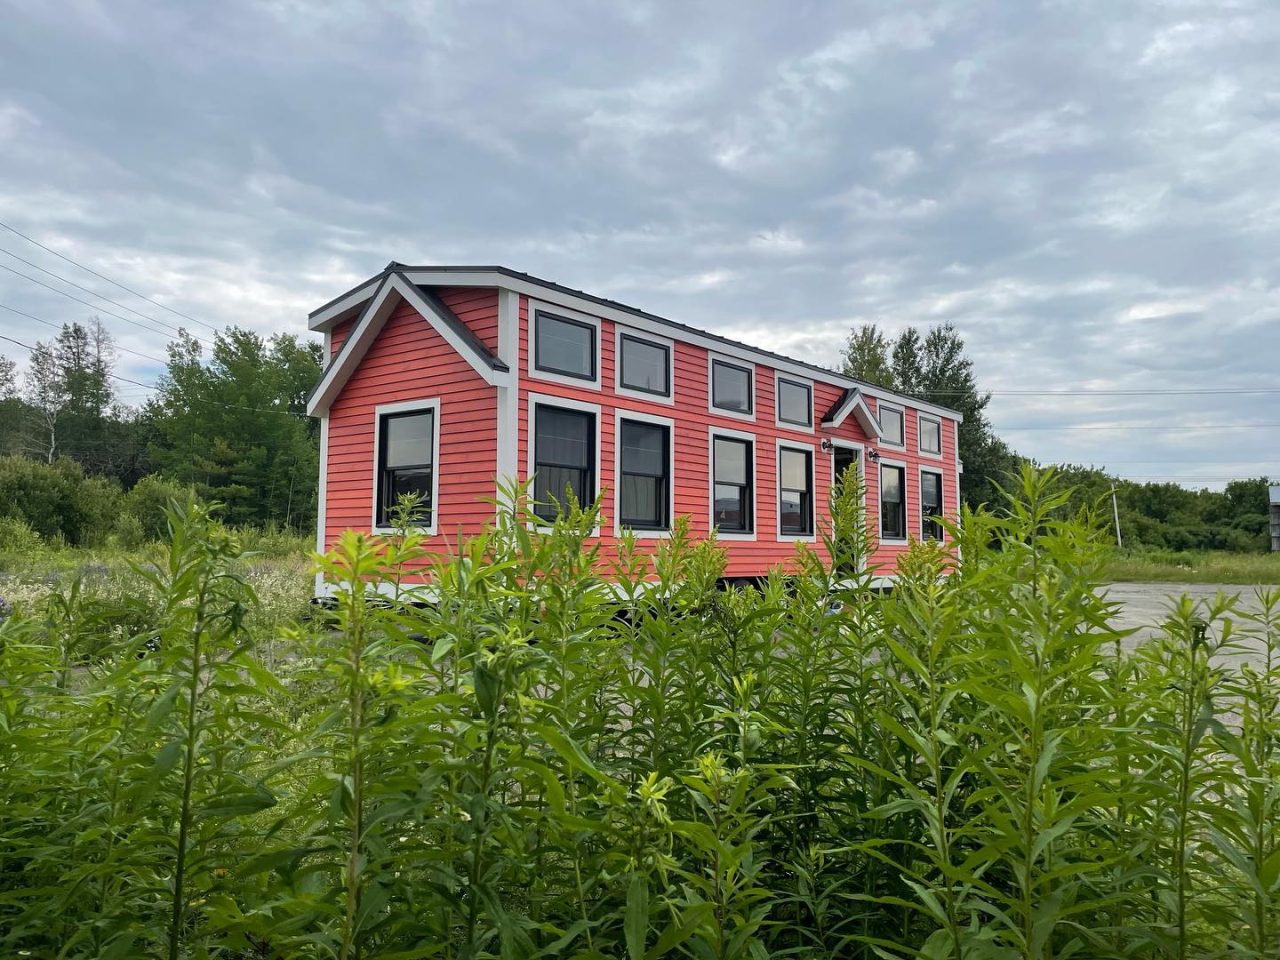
[[312, 262, 961, 418]]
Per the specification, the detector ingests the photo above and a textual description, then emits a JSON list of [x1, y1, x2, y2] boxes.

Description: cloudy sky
[[1, 0, 1278, 487]]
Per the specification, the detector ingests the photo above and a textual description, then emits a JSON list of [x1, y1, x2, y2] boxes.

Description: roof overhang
[[821, 388, 883, 439], [306, 272, 510, 417], [307, 264, 964, 423]]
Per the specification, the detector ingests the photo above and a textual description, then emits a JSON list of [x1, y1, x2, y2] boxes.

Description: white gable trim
[[306, 273, 508, 416], [821, 389, 883, 440]]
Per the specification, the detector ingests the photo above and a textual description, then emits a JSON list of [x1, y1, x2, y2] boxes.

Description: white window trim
[[615, 326, 675, 405], [919, 465, 946, 543], [774, 372, 815, 433], [708, 424, 758, 541], [613, 408, 676, 538], [876, 400, 906, 449], [707, 352, 756, 423], [775, 438, 817, 543], [917, 413, 944, 459], [878, 456, 910, 545], [526, 392, 603, 532], [371, 398, 441, 535], [527, 300, 603, 391]]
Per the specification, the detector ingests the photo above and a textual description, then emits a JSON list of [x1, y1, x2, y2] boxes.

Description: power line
[[0, 261, 215, 347], [0, 245, 193, 339], [0, 333, 309, 420], [0, 301, 168, 365], [0, 217, 219, 332]]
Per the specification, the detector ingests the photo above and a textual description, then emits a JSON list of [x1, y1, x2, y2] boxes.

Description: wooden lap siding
[[321, 284, 958, 581], [514, 295, 950, 580], [322, 294, 498, 562]]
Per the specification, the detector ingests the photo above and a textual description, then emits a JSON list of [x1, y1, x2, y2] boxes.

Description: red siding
[[319, 284, 960, 583], [323, 300, 497, 563], [514, 296, 954, 579], [438, 286, 499, 352]]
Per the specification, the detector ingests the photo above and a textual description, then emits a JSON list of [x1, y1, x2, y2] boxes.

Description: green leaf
[[625, 873, 648, 960]]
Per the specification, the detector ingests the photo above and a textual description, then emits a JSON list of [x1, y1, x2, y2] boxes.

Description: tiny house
[[306, 264, 962, 594]]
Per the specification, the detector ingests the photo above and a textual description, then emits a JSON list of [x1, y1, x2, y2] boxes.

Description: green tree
[[146, 328, 321, 530], [841, 323, 897, 390], [843, 320, 1021, 510]]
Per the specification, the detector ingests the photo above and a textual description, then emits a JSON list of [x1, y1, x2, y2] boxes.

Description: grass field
[[1103, 547, 1280, 585]]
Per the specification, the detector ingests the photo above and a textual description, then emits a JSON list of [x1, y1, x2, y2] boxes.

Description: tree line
[[0, 318, 321, 544], [0, 315, 1271, 551]]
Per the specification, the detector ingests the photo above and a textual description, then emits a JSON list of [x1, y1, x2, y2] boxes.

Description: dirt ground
[[1102, 581, 1274, 654]]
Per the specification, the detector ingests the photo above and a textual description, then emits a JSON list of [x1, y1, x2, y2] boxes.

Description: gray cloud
[[1, 0, 1278, 487]]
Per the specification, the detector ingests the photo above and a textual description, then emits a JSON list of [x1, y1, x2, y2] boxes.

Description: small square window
[[711, 360, 753, 415], [919, 416, 942, 455], [777, 378, 812, 427], [878, 405, 904, 446], [535, 312, 596, 380], [619, 335, 670, 396]]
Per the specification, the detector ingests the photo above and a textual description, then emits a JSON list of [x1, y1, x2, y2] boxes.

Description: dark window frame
[[618, 333, 672, 398], [534, 310, 597, 382], [778, 445, 814, 537], [776, 376, 813, 428], [921, 469, 944, 541], [376, 408, 436, 528], [532, 404, 596, 523], [711, 434, 753, 534], [877, 403, 905, 446], [918, 414, 942, 455], [880, 463, 907, 540], [710, 358, 754, 415], [618, 418, 671, 531]]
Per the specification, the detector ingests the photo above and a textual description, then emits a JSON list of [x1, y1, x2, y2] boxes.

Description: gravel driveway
[[1102, 581, 1276, 655]]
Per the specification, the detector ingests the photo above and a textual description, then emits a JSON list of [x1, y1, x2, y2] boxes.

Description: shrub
[[0, 516, 41, 554], [121, 473, 192, 542], [0, 455, 120, 546], [1, 470, 1278, 959]]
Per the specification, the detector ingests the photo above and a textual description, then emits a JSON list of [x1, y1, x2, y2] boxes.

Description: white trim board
[[370, 398, 442, 536], [307, 273, 510, 417], [613, 408, 676, 538], [707, 424, 758, 541], [821, 388, 883, 440], [614, 325, 676, 405], [775, 437, 818, 543], [707, 352, 757, 423], [313, 268, 963, 423], [526, 392, 603, 533]]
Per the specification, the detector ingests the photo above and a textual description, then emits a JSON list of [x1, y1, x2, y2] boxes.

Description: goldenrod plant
[[2, 470, 1279, 958]]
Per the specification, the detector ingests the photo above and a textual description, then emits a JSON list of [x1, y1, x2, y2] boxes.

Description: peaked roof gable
[[306, 272, 509, 416], [820, 388, 883, 439]]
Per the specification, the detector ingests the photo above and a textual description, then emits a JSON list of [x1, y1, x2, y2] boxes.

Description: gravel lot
[[1103, 581, 1275, 656]]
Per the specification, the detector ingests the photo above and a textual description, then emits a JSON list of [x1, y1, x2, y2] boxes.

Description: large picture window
[[377, 408, 435, 527], [919, 415, 942, 455], [619, 334, 670, 397], [778, 446, 813, 536], [921, 470, 944, 541], [534, 311, 596, 380], [618, 419, 670, 530], [712, 435, 752, 533], [533, 405, 595, 521], [878, 404, 904, 446], [711, 359, 753, 415], [776, 378, 812, 428], [880, 464, 906, 540]]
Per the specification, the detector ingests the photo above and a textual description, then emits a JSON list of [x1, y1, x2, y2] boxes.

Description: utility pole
[[1110, 483, 1123, 548]]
